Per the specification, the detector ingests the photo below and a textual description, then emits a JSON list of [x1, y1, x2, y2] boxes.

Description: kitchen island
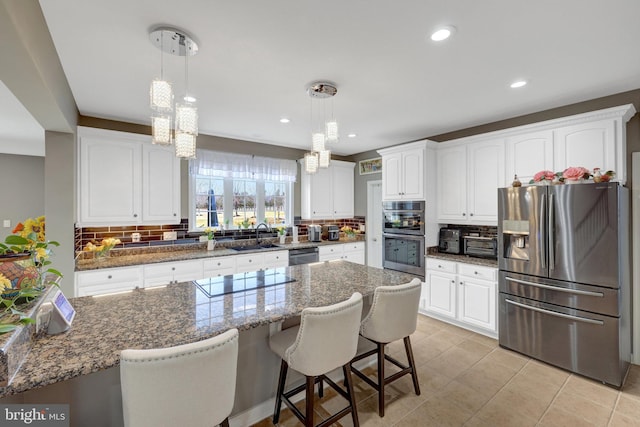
[[0, 261, 417, 426]]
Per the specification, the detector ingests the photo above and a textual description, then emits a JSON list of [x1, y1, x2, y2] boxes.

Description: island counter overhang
[[0, 261, 418, 399]]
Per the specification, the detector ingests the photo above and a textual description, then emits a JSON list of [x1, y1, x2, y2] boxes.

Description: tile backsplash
[[74, 216, 367, 254]]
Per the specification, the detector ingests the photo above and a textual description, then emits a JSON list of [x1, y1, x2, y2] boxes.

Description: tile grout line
[[605, 386, 622, 427], [533, 365, 571, 426]]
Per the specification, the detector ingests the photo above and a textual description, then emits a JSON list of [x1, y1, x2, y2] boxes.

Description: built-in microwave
[[382, 201, 425, 236]]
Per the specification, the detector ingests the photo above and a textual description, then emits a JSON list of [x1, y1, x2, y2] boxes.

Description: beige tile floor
[[251, 315, 640, 427]]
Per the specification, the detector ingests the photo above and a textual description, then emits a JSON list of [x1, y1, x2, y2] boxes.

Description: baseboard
[[418, 311, 498, 339], [229, 355, 376, 426]]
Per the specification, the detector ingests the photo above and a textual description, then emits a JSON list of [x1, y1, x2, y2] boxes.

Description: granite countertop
[[426, 247, 498, 268], [75, 237, 365, 271], [1, 261, 415, 397]]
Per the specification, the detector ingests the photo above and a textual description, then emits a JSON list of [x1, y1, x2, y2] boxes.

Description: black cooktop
[[194, 268, 296, 298]]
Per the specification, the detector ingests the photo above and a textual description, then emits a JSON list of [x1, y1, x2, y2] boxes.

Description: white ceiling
[[31, 0, 640, 156]]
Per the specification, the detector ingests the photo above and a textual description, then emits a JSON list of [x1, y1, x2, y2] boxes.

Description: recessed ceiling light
[[184, 95, 197, 102], [430, 26, 456, 42], [510, 80, 527, 89], [279, 118, 290, 123], [347, 133, 357, 138]]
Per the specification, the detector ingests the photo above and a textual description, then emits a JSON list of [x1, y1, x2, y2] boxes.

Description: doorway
[[366, 181, 383, 268]]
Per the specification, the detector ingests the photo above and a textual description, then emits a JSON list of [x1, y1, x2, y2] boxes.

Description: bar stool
[[120, 328, 239, 427], [269, 293, 363, 427], [351, 278, 422, 417]]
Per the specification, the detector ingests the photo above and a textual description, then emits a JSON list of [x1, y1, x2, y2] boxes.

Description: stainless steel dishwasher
[[288, 247, 319, 265]]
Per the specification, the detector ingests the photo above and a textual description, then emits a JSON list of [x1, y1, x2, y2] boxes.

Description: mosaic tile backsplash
[[75, 217, 366, 254]]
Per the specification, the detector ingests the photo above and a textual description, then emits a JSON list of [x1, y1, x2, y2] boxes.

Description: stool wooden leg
[[220, 417, 230, 427], [305, 375, 315, 427], [377, 342, 385, 417], [343, 364, 360, 427], [273, 359, 288, 424], [318, 376, 324, 398], [404, 336, 420, 396]]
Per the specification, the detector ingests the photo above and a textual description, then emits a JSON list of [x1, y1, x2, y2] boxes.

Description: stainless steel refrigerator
[[498, 182, 630, 387]]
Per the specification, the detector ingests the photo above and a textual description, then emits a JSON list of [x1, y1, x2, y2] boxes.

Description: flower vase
[[207, 240, 216, 251], [279, 235, 286, 244], [95, 251, 109, 261], [346, 233, 356, 241]]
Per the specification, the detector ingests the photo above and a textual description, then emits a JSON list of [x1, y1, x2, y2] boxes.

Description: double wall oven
[[382, 201, 425, 277]]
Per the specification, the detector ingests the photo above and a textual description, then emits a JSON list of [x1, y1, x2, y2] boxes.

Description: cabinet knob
[[451, 280, 455, 284], [173, 213, 177, 217], [217, 262, 221, 266], [470, 213, 474, 217], [107, 275, 112, 279], [474, 271, 478, 275], [276, 256, 279, 259], [133, 214, 138, 218], [171, 267, 175, 271], [438, 264, 442, 268], [460, 281, 464, 285], [462, 213, 466, 216], [249, 259, 252, 262]]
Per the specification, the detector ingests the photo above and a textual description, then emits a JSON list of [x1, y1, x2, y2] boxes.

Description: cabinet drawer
[[426, 258, 456, 274], [319, 245, 342, 256], [203, 256, 236, 272], [75, 266, 142, 296], [342, 242, 364, 253], [264, 251, 288, 267], [171, 260, 204, 282], [235, 253, 264, 271], [458, 263, 497, 281]]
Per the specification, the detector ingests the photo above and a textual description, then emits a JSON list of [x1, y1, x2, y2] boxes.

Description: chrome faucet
[[255, 222, 270, 245]]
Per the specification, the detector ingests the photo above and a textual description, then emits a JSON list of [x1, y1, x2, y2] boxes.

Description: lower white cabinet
[[143, 259, 204, 287], [422, 258, 497, 336], [75, 266, 143, 297], [318, 242, 365, 265], [263, 251, 289, 270], [203, 256, 236, 277]]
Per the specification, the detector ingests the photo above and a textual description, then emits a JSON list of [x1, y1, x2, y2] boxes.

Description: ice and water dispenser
[[501, 220, 530, 261]]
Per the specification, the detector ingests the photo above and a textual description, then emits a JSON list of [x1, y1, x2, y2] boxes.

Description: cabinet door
[[309, 167, 333, 218], [458, 276, 496, 332], [554, 119, 616, 174], [342, 242, 365, 265], [467, 140, 504, 223], [436, 146, 467, 222], [425, 271, 457, 318], [263, 251, 289, 270], [382, 153, 402, 200], [505, 131, 554, 185], [171, 259, 204, 283], [142, 144, 180, 224], [79, 134, 141, 224], [331, 164, 355, 217], [143, 262, 178, 287], [401, 148, 425, 200], [318, 245, 343, 261], [75, 266, 142, 297], [235, 253, 265, 273]]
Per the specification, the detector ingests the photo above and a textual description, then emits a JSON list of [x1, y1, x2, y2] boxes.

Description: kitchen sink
[[231, 244, 281, 252]]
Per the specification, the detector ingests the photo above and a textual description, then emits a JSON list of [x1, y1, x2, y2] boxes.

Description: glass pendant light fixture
[[304, 81, 338, 173], [149, 26, 199, 156]]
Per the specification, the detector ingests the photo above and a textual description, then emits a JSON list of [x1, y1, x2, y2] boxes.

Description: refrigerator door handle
[[505, 276, 605, 297], [548, 193, 555, 271], [505, 299, 604, 325], [540, 193, 547, 269]]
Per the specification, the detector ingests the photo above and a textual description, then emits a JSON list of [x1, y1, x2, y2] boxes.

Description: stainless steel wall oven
[[383, 201, 425, 277]]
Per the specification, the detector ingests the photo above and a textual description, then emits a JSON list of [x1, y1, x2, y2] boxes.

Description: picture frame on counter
[[359, 157, 382, 175]]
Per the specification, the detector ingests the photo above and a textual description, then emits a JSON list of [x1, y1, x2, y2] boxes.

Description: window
[[189, 150, 296, 230]]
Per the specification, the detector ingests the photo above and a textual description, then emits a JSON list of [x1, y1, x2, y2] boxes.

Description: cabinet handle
[[249, 259, 252, 262], [462, 213, 466, 216], [107, 275, 112, 279], [438, 264, 442, 268], [217, 262, 221, 266], [173, 213, 177, 217], [451, 280, 455, 284], [470, 213, 474, 217], [171, 267, 175, 271], [133, 214, 138, 218], [474, 271, 478, 275], [276, 256, 279, 259], [460, 281, 464, 286]]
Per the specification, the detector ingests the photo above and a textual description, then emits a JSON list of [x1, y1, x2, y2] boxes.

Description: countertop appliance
[[326, 225, 340, 241], [308, 225, 321, 242], [383, 201, 425, 277], [288, 247, 319, 265], [438, 228, 462, 254], [498, 183, 630, 387], [463, 235, 497, 258]]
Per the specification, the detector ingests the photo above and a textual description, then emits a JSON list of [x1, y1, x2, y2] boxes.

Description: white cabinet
[[203, 257, 236, 277], [235, 250, 289, 273], [553, 119, 617, 175], [75, 266, 143, 297], [422, 258, 497, 336], [436, 140, 504, 224], [378, 142, 426, 201], [263, 251, 289, 270], [143, 259, 204, 287], [77, 127, 181, 226], [319, 242, 365, 265], [300, 160, 355, 219], [505, 130, 554, 185]]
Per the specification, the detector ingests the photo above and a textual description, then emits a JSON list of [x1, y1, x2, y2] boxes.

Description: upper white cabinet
[[436, 140, 504, 224], [300, 160, 355, 219], [378, 142, 426, 201], [77, 127, 181, 226], [505, 130, 554, 184], [553, 119, 617, 174]]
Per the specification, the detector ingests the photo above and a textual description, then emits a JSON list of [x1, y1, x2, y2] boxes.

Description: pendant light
[[149, 26, 199, 157], [304, 81, 338, 173]]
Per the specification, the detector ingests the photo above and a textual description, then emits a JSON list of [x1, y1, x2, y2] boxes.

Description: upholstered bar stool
[[120, 328, 239, 427], [269, 293, 363, 427], [351, 278, 422, 417]]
